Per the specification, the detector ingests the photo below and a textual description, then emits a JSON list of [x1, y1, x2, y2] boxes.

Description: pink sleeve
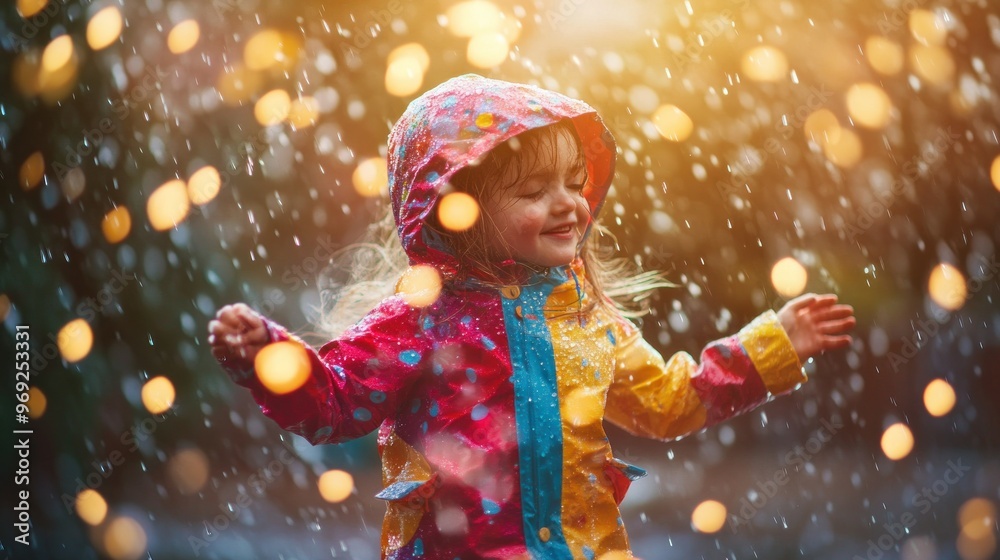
[[216, 296, 428, 444]]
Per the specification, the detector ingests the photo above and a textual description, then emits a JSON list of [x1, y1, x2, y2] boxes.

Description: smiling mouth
[[543, 225, 574, 234]]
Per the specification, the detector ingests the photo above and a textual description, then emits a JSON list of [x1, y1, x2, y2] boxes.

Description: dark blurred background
[[1, 0, 999, 558]]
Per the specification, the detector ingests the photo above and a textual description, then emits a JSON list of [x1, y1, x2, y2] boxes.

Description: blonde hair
[[315, 122, 677, 338]]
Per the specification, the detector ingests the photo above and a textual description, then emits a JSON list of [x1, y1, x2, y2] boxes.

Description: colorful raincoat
[[218, 74, 806, 559]]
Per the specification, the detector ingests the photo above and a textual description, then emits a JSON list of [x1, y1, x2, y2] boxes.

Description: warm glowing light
[[27, 387, 47, 419], [20, 151, 45, 190], [167, 20, 200, 54], [865, 36, 904, 75], [928, 263, 967, 311], [437, 192, 480, 232], [691, 500, 727, 533], [395, 265, 443, 308], [846, 83, 893, 129], [87, 7, 123, 51], [217, 64, 263, 105], [957, 529, 997, 560], [446, 1, 504, 38], [910, 45, 954, 86], [101, 207, 131, 244], [385, 58, 424, 97], [923, 379, 956, 417], [254, 89, 291, 126], [255, 341, 312, 395], [990, 156, 1000, 192], [104, 516, 147, 560], [17, 0, 48, 18], [821, 128, 863, 168], [42, 35, 73, 72], [564, 387, 603, 427], [467, 32, 509, 68], [652, 104, 693, 142], [168, 448, 210, 494], [881, 423, 914, 461], [959, 499, 998, 540], [318, 469, 354, 503], [75, 489, 108, 526], [147, 179, 190, 231], [388, 43, 431, 73], [187, 166, 221, 205], [909, 9, 947, 46], [352, 158, 389, 197], [770, 257, 808, 298], [244, 29, 288, 71], [142, 376, 175, 414], [288, 96, 320, 129], [58, 319, 93, 362], [804, 109, 842, 146], [741, 46, 788, 82]]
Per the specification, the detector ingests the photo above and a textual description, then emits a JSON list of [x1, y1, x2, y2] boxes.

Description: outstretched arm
[[604, 293, 854, 441], [208, 298, 428, 445]]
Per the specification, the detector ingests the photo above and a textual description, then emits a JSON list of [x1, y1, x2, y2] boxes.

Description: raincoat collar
[[387, 73, 617, 288]]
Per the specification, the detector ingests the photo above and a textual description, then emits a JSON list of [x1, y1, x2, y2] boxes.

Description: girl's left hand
[[777, 293, 856, 362]]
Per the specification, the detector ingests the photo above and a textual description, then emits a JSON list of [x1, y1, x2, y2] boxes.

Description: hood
[[387, 73, 617, 284]]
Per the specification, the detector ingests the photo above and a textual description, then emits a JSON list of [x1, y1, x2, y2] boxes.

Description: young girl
[[208, 73, 856, 559]]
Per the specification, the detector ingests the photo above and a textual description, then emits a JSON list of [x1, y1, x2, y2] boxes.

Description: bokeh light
[[103, 516, 148, 560], [147, 179, 191, 231], [318, 469, 354, 503], [19, 151, 45, 191], [58, 319, 93, 363], [352, 157, 389, 197], [395, 264, 442, 308], [101, 207, 132, 244], [770, 257, 808, 298], [741, 46, 788, 82], [254, 89, 291, 126], [923, 379, 956, 417], [142, 376, 176, 414], [651, 104, 693, 142], [928, 263, 967, 311], [865, 36, 904, 75], [691, 500, 727, 533], [75, 489, 108, 526], [255, 341, 312, 394], [910, 45, 955, 86], [821, 128, 863, 168], [167, 448, 210, 494], [846, 83, 893, 129], [187, 166, 221, 205], [17, 0, 48, 18], [288, 96, 320, 129], [87, 7, 123, 51], [881, 423, 914, 461], [909, 9, 947, 46], [467, 32, 509, 68], [167, 20, 200, 54], [27, 387, 47, 419], [437, 192, 480, 232], [446, 1, 503, 37], [564, 387, 603, 427]]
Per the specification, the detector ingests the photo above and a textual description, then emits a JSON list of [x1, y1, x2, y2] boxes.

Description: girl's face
[[479, 129, 591, 269]]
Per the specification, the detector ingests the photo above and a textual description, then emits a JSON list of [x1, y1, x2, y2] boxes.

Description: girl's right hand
[[208, 303, 270, 365]]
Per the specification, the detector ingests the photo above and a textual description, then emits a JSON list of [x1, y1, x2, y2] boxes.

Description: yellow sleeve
[[604, 310, 805, 441]]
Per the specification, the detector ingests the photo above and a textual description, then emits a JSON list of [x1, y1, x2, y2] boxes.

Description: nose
[[551, 183, 578, 214]]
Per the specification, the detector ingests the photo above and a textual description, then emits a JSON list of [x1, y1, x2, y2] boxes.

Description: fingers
[[813, 304, 854, 321], [785, 293, 818, 312], [818, 317, 857, 335], [821, 334, 853, 350]]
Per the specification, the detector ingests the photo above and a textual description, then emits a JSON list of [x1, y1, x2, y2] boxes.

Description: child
[[208, 74, 856, 559]]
